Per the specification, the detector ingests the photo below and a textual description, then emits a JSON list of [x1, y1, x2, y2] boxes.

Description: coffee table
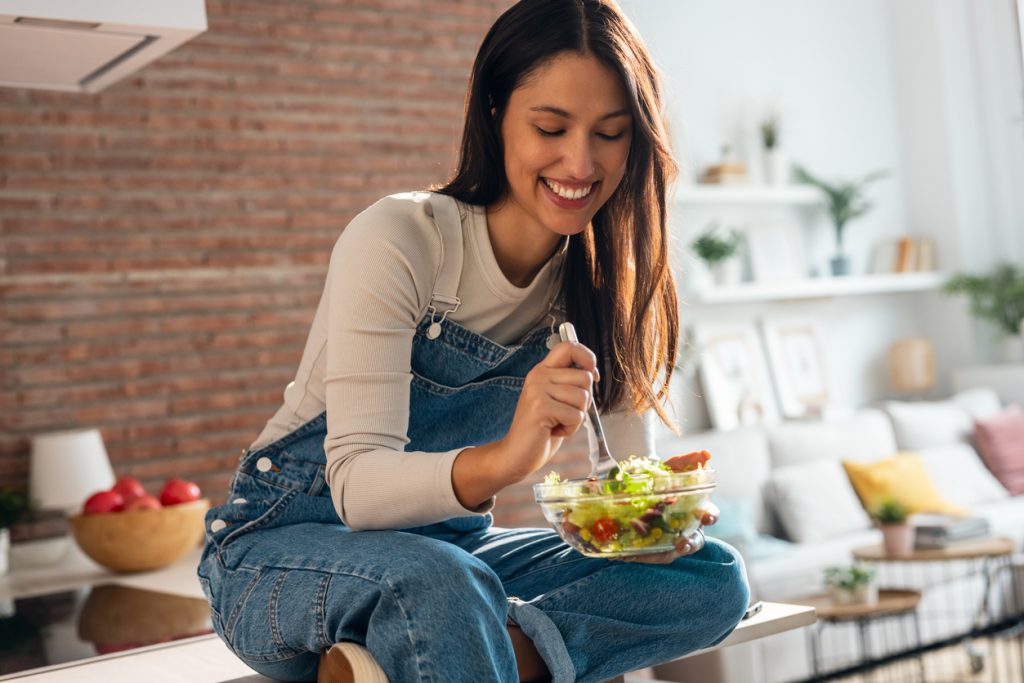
[[797, 589, 923, 679]]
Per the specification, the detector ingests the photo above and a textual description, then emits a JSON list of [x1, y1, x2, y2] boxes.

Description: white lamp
[[29, 429, 115, 513]]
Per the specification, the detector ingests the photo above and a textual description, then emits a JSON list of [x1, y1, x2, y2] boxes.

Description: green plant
[[824, 563, 876, 590], [943, 263, 1024, 337], [793, 165, 889, 249], [760, 112, 779, 150], [0, 489, 29, 529], [870, 497, 910, 525], [691, 222, 743, 264]]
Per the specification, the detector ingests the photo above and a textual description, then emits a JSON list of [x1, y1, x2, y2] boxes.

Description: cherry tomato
[[111, 476, 146, 504], [82, 490, 125, 515], [158, 479, 202, 506], [663, 450, 711, 473], [591, 517, 619, 544]]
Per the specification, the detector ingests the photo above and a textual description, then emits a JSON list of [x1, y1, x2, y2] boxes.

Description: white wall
[[617, 0, 1024, 431]]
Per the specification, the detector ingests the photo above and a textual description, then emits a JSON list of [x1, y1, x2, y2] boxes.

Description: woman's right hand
[[498, 341, 600, 482]]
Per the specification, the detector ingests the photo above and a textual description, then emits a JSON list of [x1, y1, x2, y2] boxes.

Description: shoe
[[318, 642, 389, 683]]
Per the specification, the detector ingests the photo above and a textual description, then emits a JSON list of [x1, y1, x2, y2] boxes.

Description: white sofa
[[648, 387, 1024, 683]]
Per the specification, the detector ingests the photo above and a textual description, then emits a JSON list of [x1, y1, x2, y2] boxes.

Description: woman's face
[[497, 51, 633, 239]]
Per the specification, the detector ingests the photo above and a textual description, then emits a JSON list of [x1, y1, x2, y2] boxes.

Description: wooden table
[[797, 589, 923, 679], [852, 536, 1015, 563]]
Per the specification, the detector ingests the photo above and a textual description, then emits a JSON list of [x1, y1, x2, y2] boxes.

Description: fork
[[558, 322, 621, 479]]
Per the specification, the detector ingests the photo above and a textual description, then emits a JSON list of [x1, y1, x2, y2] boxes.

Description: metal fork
[[558, 322, 620, 479]]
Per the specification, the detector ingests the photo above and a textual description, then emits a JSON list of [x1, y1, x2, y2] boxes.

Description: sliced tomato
[[591, 517, 619, 544], [663, 450, 711, 472]]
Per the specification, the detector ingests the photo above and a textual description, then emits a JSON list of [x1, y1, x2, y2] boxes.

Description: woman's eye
[[597, 132, 626, 141], [536, 127, 564, 137]]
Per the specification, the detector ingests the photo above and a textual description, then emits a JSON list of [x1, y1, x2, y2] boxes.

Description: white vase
[[710, 259, 742, 286], [762, 149, 789, 186], [0, 528, 9, 575], [1000, 335, 1024, 363]]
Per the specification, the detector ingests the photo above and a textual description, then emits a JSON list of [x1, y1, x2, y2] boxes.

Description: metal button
[[256, 456, 273, 472], [210, 519, 227, 533], [232, 498, 247, 505]]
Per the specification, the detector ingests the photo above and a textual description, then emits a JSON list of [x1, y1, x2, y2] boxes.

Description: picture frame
[[760, 319, 830, 418], [744, 222, 808, 283], [692, 322, 781, 430]]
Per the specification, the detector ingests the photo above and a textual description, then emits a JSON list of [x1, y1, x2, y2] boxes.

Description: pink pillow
[[974, 405, 1024, 495]]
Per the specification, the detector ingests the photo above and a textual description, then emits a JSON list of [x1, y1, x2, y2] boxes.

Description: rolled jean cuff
[[507, 597, 576, 683]]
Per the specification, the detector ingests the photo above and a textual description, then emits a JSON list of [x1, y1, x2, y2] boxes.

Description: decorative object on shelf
[[823, 563, 878, 606], [870, 236, 937, 274], [793, 165, 889, 276], [690, 220, 744, 287], [943, 263, 1024, 363], [760, 319, 830, 419], [745, 222, 807, 283], [699, 144, 749, 185], [871, 497, 914, 557], [692, 322, 780, 430], [912, 513, 990, 549], [760, 110, 788, 186], [0, 489, 29, 576], [29, 428, 115, 514], [888, 337, 936, 396]]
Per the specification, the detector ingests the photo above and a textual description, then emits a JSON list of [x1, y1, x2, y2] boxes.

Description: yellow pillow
[[842, 453, 968, 517]]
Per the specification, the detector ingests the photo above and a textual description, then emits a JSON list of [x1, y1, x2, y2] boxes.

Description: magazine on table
[[911, 513, 990, 548]]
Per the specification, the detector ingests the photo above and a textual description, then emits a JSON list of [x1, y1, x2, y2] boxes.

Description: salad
[[533, 451, 715, 557]]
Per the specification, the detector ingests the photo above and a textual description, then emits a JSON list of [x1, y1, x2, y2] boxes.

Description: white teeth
[[543, 178, 593, 201]]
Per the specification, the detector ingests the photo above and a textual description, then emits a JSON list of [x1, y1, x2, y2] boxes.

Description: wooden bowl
[[69, 499, 210, 573]]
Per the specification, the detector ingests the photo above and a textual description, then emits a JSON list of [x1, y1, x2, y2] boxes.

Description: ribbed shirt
[[251, 193, 655, 530]]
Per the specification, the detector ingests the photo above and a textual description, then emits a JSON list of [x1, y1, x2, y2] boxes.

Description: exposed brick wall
[[1, 0, 571, 529]]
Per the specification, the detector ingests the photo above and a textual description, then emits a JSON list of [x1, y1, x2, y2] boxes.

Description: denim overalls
[[197, 193, 749, 683]]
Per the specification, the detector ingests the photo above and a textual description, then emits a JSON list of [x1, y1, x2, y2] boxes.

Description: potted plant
[[824, 563, 877, 605], [943, 263, 1024, 363], [871, 496, 914, 557], [691, 221, 744, 286], [760, 111, 788, 186], [0, 489, 29, 575], [793, 165, 889, 276]]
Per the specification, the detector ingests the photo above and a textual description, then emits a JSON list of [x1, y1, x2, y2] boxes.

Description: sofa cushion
[[766, 409, 897, 469], [974, 405, 1024, 495], [768, 459, 873, 543], [884, 399, 973, 450], [972, 496, 1024, 539], [916, 443, 1009, 507], [656, 427, 776, 535], [843, 453, 968, 516], [952, 387, 1003, 420]]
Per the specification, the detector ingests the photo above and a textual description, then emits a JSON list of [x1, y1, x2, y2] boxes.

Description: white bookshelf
[[683, 272, 948, 305], [674, 184, 822, 206]]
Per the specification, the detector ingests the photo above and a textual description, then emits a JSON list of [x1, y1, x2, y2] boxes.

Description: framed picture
[[760, 319, 830, 418], [692, 322, 780, 430], [744, 222, 808, 283]]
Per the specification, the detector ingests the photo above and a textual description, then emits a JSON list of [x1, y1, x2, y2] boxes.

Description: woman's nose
[[562, 135, 596, 180]]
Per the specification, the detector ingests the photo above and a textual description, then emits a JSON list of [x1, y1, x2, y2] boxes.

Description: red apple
[[159, 479, 201, 506], [110, 476, 146, 504], [82, 490, 125, 515], [125, 494, 162, 511]]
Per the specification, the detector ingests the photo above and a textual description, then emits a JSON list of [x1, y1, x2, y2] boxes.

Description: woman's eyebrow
[[529, 105, 631, 121]]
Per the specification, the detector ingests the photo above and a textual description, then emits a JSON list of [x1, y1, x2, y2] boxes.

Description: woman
[[198, 1, 749, 682]]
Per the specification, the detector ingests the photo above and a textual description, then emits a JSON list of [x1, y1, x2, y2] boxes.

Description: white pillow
[[768, 460, 873, 543], [952, 388, 1003, 420], [766, 409, 897, 468], [916, 443, 1009, 507], [884, 400, 973, 450]]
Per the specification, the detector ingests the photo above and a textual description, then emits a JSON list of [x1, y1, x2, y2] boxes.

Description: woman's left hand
[[614, 502, 720, 564]]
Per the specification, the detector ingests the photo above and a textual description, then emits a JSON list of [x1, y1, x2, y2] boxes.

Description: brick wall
[[1, 0, 581, 530]]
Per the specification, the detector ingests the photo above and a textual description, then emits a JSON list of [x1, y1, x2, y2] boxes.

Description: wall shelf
[[675, 184, 822, 206], [683, 272, 949, 305]]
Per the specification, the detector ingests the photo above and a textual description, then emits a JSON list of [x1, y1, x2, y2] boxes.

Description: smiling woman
[[197, 2, 749, 683]]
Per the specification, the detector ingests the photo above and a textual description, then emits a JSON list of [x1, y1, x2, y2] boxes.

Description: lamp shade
[[30, 429, 115, 512], [888, 337, 936, 394]]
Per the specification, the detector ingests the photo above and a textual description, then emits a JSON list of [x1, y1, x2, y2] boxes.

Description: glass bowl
[[533, 468, 715, 558]]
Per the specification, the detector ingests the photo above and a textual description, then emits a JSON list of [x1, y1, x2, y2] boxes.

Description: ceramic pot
[[881, 523, 915, 557], [710, 259, 742, 286], [830, 253, 851, 276], [829, 582, 877, 606], [762, 149, 789, 186]]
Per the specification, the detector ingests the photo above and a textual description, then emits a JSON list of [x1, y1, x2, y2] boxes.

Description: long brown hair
[[438, 0, 679, 428]]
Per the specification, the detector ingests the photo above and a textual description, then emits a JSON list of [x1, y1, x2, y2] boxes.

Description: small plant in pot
[[943, 262, 1024, 363], [871, 496, 914, 557], [691, 221, 744, 287], [793, 165, 888, 276], [824, 563, 877, 606]]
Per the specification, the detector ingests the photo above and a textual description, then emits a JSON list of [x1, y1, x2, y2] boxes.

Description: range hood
[[0, 0, 206, 93]]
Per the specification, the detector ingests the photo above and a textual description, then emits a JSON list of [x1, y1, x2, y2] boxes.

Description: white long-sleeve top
[[251, 192, 655, 530]]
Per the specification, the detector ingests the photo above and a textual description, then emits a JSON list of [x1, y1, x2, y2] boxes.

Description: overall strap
[[425, 193, 465, 339]]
